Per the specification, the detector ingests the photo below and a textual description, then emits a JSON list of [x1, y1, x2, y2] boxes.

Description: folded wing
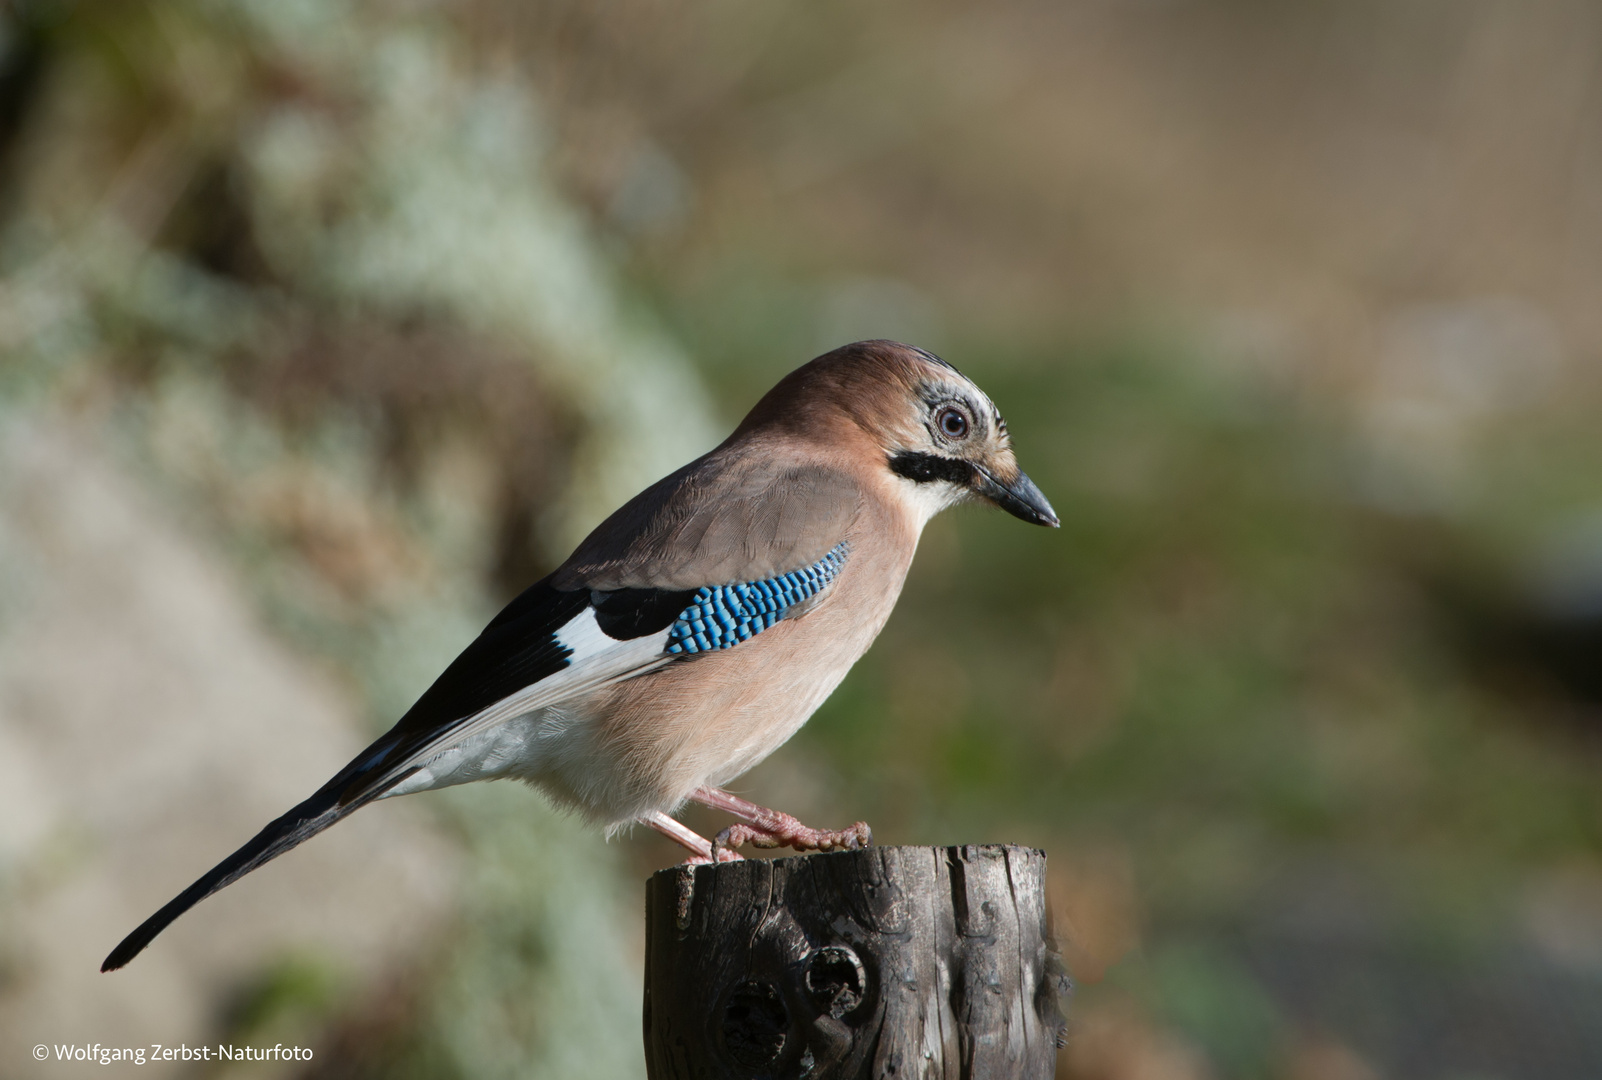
[[104, 453, 863, 971]]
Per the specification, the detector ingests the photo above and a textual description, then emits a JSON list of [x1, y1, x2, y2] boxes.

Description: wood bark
[[643, 844, 1068, 1079]]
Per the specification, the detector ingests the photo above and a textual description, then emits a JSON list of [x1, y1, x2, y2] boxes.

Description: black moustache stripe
[[888, 451, 975, 486]]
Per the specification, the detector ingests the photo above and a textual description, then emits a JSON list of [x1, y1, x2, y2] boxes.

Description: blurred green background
[[3, 2, 1602, 1078]]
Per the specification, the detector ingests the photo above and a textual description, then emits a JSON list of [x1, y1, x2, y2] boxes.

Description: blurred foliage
[[219, 953, 344, 1050]]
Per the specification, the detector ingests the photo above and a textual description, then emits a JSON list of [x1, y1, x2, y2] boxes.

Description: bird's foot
[[711, 816, 872, 860], [691, 787, 872, 859]]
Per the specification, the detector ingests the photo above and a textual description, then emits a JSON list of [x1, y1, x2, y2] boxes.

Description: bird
[[102, 339, 1058, 972]]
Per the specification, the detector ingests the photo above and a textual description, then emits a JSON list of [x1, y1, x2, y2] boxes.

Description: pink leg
[[641, 810, 741, 864], [691, 787, 872, 858]]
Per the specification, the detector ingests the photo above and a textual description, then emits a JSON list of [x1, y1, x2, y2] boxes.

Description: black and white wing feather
[[101, 577, 688, 972]]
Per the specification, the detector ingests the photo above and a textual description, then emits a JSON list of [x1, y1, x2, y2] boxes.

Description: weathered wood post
[[643, 844, 1069, 1079]]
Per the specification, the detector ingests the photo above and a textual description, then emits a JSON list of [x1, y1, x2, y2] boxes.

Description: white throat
[[893, 475, 971, 530]]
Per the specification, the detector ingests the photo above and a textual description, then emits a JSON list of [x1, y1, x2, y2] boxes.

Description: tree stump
[[643, 844, 1069, 1079]]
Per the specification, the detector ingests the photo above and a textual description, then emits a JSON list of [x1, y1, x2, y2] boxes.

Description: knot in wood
[[804, 946, 866, 1020]]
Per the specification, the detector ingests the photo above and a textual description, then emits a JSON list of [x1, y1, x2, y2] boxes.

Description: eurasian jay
[[103, 340, 1057, 971]]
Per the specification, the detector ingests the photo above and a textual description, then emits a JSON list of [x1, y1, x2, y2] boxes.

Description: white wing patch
[[555, 606, 628, 664], [376, 608, 672, 799]]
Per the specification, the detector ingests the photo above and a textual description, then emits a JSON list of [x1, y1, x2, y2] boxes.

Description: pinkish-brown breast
[[530, 462, 923, 827]]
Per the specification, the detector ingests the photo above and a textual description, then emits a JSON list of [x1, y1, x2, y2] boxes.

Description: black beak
[[976, 466, 1059, 528]]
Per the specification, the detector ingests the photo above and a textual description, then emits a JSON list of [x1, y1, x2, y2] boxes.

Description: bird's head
[[739, 339, 1059, 529]]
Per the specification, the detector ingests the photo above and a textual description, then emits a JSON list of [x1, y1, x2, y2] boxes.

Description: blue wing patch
[[666, 542, 851, 655]]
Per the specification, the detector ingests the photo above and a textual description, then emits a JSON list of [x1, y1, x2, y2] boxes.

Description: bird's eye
[[937, 406, 969, 440]]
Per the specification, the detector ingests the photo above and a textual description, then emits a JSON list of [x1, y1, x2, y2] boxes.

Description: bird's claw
[[832, 821, 873, 851], [682, 846, 745, 865]]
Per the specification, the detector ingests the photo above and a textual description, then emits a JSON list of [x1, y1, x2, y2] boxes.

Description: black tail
[[101, 752, 405, 972]]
